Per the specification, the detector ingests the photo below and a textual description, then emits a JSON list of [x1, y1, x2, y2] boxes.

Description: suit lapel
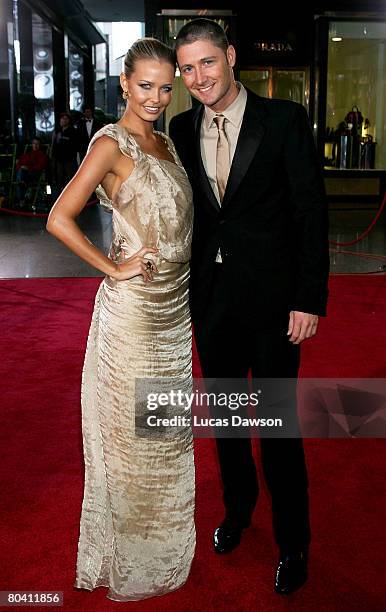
[[192, 91, 266, 212], [222, 91, 267, 207], [193, 105, 221, 213]]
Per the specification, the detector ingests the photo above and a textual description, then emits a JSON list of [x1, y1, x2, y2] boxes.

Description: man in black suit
[[52, 112, 79, 195], [169, 19, 329, 595], [76, 106, 103, 162]]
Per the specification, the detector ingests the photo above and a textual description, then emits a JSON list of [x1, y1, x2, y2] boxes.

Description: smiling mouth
[[144, 106, 161, 113], [196, 84, 214, 93]]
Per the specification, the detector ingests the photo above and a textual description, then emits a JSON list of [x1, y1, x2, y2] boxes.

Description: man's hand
[[287, 311, 319, 344]]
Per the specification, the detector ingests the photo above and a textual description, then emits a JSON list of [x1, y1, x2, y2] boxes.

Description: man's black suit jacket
[[76, 119, 103, 159], [169, 89, 329, 326]]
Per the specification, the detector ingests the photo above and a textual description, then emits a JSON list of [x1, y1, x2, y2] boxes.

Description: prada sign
[[254, 42, 293, 52]]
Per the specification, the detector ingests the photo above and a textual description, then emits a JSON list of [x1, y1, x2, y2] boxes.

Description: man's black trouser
[[193, 264, 310, 553]]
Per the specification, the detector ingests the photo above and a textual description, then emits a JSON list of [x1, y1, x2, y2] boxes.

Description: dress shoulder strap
[[88, 123, 139, 161], [86, 124, 140, 212]]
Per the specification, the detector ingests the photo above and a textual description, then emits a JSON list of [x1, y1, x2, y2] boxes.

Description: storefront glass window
[[240, 69, 308, 108], [94, 42, 107, 111], [326, 21, 386, 170], [240, 70, 270, 97], [32, 13, 54, 135], [68, 41, 84, 112]]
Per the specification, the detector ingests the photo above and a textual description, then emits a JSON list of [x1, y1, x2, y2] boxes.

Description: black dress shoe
[[274, 550, 308, 595], [213, 519, 248, 554]]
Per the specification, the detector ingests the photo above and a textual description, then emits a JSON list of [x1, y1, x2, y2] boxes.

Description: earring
[[122, 90, 129, 100]]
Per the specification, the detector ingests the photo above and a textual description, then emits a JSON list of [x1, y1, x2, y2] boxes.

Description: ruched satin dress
[[75, 124, 195, 601]]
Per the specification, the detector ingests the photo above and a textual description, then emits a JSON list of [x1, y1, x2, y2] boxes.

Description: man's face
[[31, 139, 40, 150], [177, 39, 236, 111], [84, 108, 93, 120], [60, 115, 70, 128]]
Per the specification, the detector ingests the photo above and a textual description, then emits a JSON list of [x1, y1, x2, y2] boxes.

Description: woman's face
[[121, 59, 175, 122]]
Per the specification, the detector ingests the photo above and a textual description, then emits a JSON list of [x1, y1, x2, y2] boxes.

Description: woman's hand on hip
[[111, 246, 159, 282]]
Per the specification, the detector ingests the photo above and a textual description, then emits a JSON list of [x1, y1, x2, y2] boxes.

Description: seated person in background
[[15, 137, 49, 204], [16, 137, 48, 179]]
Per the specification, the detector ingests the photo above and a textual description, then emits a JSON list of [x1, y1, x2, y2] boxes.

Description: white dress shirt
[[86, 119, 93, 138]]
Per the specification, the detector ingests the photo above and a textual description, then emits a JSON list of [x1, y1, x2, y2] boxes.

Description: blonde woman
[[47, 38, 195, 602]]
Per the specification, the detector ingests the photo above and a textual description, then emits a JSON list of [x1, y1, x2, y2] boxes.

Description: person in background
[[15, 137, 49, 205], [0, 121, 14, 145], [76, 105, 103, 162], [51, 112, 78, 194]]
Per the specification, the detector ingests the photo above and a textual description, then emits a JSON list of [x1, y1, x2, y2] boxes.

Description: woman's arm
[[47, 136, 122, 277], [46, 136, 158, 282]]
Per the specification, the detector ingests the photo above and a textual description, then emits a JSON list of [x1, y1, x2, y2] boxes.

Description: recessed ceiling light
[[332, 37, 342, 42]]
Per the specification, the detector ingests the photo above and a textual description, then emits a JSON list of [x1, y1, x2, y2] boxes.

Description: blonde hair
[[124, 38, 175, 77]]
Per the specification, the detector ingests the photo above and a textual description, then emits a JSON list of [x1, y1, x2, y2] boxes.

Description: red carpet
[[1, 275, 386, 611]]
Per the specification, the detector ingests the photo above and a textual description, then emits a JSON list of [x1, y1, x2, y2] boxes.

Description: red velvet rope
[[329, 192, 386, 247], [0, 198, 97, 218]]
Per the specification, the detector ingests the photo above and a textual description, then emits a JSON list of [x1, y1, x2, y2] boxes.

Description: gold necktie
[[213, 114, 230, 202]]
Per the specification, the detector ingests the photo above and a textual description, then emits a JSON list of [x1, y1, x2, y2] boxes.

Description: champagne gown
[[75, 124, 195, 601]]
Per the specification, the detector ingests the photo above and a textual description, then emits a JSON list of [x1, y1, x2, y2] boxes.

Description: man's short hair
[[175, 18, 229, 55]]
